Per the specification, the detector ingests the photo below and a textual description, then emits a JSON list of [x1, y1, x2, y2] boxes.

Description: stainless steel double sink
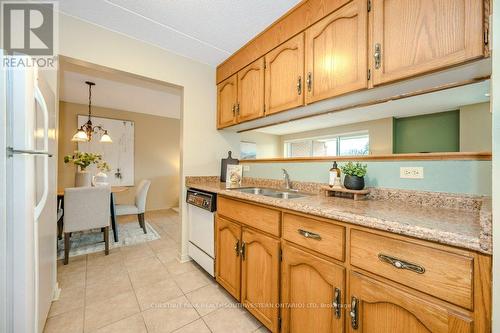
[[229, 187, 311, 199]]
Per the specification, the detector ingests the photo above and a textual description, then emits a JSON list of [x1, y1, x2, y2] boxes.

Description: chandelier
[[71, 81, 112, 143]]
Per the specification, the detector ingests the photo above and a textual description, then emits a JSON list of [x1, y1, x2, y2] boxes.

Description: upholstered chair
[[115, 180, 151, 233], [63, 186, 111, 264]]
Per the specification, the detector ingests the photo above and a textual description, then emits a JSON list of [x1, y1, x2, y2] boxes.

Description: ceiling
[[57, 0, 302, 66], [255, 80, 490, 135], [60, 62, 182, 118]]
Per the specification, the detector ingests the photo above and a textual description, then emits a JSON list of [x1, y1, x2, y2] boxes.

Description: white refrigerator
[[3, 64, 57, 332]]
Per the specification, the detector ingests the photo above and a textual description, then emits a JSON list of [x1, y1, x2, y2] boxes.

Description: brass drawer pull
[[297, 76, 302, 95], [234, 240, 240, 257], [240, 242, 246, 260], [298, 229, 321, 240], [333, 287, 341, 319], [378, 253, 425, 274], [306, 72, 312, 92], [374, 43, 382, 69], [350, 296, 358, 329]]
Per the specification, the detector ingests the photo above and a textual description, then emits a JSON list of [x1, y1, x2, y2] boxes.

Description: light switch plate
[[400, 167, 424, 179], [243, 165, 250, 172]]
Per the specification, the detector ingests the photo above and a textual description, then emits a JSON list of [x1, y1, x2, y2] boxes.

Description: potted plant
[[341, 162, 367, 190], [64, 151, 110, 187]]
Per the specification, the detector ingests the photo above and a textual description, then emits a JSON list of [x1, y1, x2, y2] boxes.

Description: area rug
[[57, 221, 161, 259]]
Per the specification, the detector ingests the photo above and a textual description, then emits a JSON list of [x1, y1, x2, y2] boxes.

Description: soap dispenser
[[329, 162, 341, 188]]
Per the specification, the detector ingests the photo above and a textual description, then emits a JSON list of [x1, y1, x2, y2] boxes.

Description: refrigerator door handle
[[33, 84, 50, 221], [6, 147, 53, 157]]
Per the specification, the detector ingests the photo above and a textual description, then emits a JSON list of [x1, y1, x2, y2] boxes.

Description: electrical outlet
[[400, 167, 424, 179], [243, 165, 250, 172]]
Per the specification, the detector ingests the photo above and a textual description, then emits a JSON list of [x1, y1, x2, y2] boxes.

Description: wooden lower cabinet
[[281, 243, 345, 333], [215, 198, 490, 333], [215, 216, 241, 300], [348, 272, 473, 333], [241, 228, 280, 332]]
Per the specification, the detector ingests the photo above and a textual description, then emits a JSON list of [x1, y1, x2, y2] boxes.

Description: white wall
[[57, 14, 240, 260], [492, 0, 500, 330], [460, 102, 492, 151], [240, 131, 281, 158]]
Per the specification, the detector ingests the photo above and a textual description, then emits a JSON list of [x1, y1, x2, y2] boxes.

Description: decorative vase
[[344, 175, 365, 190], [75, 170, 92, 187], [93, 172, 109, 187]]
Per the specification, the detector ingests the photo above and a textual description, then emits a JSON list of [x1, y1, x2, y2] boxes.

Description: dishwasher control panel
[[186, 189, 216, 212]]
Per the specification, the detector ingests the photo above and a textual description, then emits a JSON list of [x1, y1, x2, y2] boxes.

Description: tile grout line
[[82, 254, 88, 333], [153, 240, 213, 332]]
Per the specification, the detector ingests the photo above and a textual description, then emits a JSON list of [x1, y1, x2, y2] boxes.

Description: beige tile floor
[[44, 209, 270, 333]]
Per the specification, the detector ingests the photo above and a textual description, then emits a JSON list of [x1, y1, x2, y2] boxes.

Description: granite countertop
[[186, 177, 492, 255]]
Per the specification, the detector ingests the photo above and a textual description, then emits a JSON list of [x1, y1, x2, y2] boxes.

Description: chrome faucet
[[282, 169, 291, 190]]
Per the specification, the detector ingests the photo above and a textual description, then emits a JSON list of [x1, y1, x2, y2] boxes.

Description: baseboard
[[52, 282, 61, 301], [178, 253, 192, 263]]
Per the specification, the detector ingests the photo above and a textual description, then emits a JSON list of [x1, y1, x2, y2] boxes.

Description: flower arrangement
[[64, 151, 110, 172]]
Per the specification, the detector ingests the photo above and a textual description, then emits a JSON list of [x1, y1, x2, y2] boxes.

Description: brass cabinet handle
[[297, 76, 302, 95], [350, 296, 359, 329], [240, 242, 246, 260], [306, 72, 312, 92], [374, 43, 382, 69], [234, 240, 240, 257], [378, 253, 425, 274], [235, 102, 240, 115], [333, 287, 341, 319], [232, 104, 236, 116], [298, 229, 321, 240]]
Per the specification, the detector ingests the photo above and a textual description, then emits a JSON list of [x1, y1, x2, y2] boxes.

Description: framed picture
[[240, 141, 257, 160]]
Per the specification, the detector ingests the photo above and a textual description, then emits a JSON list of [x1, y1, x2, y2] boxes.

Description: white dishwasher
[[186, 188, 216, 276]]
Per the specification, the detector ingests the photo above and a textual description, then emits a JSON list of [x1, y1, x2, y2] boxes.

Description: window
[[284, 133, 369, 158]]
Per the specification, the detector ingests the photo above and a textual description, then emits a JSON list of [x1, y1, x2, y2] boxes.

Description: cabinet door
[[241, 228, 280, 332], [217, 74, 237, 128], [372, 0, 484, 86], [281, 243, 345, 333], [305, 0, 368, 104], [348, 272, 473, 333], [215, 216, 241, 300], [237, 58, 265, 122], [265, 33, 305, 115]]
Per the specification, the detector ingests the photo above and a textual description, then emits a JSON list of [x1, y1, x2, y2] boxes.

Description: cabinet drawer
[[350, 230, 473, 309], [283, 213, 345, 261], [218, 196, 281, 236]]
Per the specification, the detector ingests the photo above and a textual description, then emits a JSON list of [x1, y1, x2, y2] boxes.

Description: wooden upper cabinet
[[371, 0, 485, 86], [240, 228, 280, 332], [305, 0, 368, 104], [237, 58, 265, 122], [215, 216, 241, 300], [348, 272, 473, 333], [265, 33, 305, 115], [217, 74, 237, 128], [281, 243, 345, 333]]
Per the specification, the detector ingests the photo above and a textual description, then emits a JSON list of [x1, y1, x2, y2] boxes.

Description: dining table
[[57, 186, 129, 242]]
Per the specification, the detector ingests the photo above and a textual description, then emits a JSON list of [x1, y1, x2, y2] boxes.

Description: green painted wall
[[393, 111, 460, 153]]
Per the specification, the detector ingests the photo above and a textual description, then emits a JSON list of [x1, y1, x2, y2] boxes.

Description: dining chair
[[115, 179, 151, 234], [63, 186, 111, 265]]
